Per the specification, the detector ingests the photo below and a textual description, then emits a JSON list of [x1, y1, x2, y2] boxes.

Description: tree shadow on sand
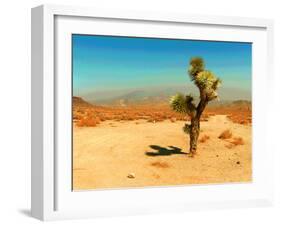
[[146, 145, 187, 156]]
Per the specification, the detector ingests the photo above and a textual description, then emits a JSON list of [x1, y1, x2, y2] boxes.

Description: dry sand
[[73, 115, 252, 190]]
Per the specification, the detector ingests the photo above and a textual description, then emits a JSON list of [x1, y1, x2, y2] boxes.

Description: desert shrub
[[175, 115, 187, 121], [207, 112, 216, 117], [225, 143, 234, 149], [170, 118, 176, 123], [73, 112, 83, 120], [151, 161, 169, 168], [153, 117, 164, 122], [218, 129, 232, 139], [230, 137, 244, 146], [77, 108, 85, 114], [200, 117, 208, 122], [199, 134, 210, 143], [76, 117, 100, 127], [98, 114, 107, 121], [138, 116, 148, 120]]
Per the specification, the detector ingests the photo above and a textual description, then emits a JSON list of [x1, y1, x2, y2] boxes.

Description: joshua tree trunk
[[189, 97, 208, 155], [189, 117, 199, 153]]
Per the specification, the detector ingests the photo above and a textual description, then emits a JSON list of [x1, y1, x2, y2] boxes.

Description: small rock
[[236, 161, 240, 165], [127, 173, 135, 179], [216, 155, 219, 157]]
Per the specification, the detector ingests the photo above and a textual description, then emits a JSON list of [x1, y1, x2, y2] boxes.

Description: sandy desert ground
[[73, 114, 252, 190]]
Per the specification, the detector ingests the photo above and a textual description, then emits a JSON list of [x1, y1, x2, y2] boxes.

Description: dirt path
[[73, 115, 252, 190]]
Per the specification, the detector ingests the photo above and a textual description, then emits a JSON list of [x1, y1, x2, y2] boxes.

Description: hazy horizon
[[73, 35, 252, 102]]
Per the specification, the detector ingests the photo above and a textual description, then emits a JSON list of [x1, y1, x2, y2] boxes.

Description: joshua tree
[[170, 57, 221, 157]]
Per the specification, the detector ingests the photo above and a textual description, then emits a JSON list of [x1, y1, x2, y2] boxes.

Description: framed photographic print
[[31, 4, 274, 221]]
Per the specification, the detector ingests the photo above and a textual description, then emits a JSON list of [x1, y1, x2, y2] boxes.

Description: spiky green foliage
[[169, 93, 187, 114], [195, 70, 221, 100], [196, 71, 221, 90], [183, 123, 191, 134], [212, 77, 222, 90], [185, 94, 196, 117], [196, 71, 217, 89], [188, 57, 205, 79], [187, 57, 222, 101], [169, 93, 196, 117]]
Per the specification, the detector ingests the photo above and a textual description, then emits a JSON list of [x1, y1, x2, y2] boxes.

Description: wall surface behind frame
[[0, 0, 280, 225]]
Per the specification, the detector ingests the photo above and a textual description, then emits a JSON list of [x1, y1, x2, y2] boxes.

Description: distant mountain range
[[93, 89, 173, 106], [73, 96, 93, 108], [73, 95, 251, 110], [80, 85, 251, 107]]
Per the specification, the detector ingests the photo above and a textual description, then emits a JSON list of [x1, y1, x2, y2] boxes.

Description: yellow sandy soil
[[73, 115, 252, 190]]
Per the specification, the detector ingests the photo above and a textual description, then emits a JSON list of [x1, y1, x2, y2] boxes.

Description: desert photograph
[[72, 35, 252, 190]]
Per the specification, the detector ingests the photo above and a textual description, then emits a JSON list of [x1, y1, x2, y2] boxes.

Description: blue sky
[[72, 34, 252, 99]]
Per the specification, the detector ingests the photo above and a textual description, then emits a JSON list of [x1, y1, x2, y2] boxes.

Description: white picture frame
[[31, 4, 274, 221]]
